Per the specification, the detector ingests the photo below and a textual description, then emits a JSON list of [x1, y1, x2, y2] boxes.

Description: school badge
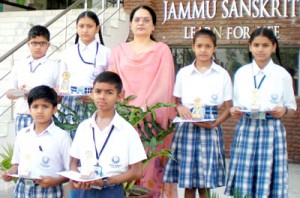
[[270, 93, 279, 103], [211, 94, 218, 104]]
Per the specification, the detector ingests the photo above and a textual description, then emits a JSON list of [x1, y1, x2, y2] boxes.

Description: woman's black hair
[[75, 11, 105, 45], [248, 27, 282, 65], [193, 29, 218, 61], [129, 5, 156, 41]]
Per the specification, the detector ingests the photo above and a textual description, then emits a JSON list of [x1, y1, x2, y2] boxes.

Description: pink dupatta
[[109, 42, 177, 197]]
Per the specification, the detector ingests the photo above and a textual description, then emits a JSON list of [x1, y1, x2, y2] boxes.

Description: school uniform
[[9, 56, 60, 132], [59, 40, 111, 138], [225, 60, 297, 197], [69, 111, 147, 198], [12, 121, 71, 198], [163, 61, 232, 188]]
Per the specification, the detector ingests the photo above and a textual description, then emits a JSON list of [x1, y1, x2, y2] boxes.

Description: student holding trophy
[[58, 11, 110, 138], [225, 28, 297, 197], [163, 29, 232, 198]]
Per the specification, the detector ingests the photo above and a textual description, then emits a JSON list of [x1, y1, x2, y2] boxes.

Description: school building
[[123, 0, 300, 162], [0, 0, 299, 163]]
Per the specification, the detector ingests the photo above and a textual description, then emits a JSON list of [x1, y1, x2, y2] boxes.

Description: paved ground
[[1, 160, 299, 197]]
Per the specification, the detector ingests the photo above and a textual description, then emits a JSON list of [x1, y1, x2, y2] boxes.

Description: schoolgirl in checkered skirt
[[163, 29, 233, 198], [58, 11, 111, 139], [225, 28, 297, 197]]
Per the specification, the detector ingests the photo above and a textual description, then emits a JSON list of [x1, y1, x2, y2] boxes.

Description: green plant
[[16, 0, 25, 6], [0, 144, 14, 172], [54, 95, 176, 196], [0, 144, 17, 183]]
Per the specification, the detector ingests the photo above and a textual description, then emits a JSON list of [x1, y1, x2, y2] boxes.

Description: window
[[171, 47, 299, 96]]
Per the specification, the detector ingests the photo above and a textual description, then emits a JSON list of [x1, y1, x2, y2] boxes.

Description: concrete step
[[0, 121, 15, 138]]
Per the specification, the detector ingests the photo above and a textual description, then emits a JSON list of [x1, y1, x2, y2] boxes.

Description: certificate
[[172, 117, 215, 123], [57, 170, 102, 182], [8, 174, 41, 180]]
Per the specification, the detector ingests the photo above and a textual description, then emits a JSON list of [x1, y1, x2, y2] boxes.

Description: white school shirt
[[59, 40, 111, 88], [11, 122, 71, 178], [233, 59, 297, 111], [70, 111, 147, 177], [9, 56, 60, 115], [174, 61, 232, 109]]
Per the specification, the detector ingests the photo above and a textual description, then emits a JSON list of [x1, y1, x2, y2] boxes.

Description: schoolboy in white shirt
[[2, 85, 71, 198], [69, 71, 147, 198], [6, 25, 60, 133]]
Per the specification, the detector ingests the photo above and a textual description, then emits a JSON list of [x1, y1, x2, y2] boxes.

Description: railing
[[0, 0, 124, 120]]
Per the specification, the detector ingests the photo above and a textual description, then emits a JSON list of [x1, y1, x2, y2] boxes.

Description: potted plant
[[54, 96, 176, 197]]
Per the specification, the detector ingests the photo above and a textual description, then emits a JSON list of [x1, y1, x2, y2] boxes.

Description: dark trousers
[[69, 184, 123, 198]]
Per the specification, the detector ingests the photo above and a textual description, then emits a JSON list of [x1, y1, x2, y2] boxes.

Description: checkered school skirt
[[15, 114, 33, 133], [59, 96, 90, 138], [14, 178, 63, 198], [225, 116, 288, 197], [163, 107, 226, 188]]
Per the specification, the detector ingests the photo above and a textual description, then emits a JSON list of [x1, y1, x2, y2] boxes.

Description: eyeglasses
[[29, 41, 48, 47], [132, 17, 151, 24]]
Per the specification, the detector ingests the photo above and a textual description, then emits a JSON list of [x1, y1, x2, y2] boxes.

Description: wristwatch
[[102, 177, 108, 189]]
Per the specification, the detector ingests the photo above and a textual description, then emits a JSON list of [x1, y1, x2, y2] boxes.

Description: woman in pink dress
[[109, 5, 177, 198]]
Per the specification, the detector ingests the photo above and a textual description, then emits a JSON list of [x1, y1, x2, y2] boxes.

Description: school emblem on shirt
[[40, 156, 50, 168], [270, 93, 279, 103], [110, 156, 121, 168], [112, 156, 120, 164], [210, 94, 218, 104]]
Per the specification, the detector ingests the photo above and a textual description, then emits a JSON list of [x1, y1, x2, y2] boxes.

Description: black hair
[[249, 27, 282, 65], [27, 85, 58, 107], [75, 11, 105, 45], [129, 5, 156, 41], [93, 71, 123, 94], [193, 29, 217, 61], [28, 25, 50, 41]]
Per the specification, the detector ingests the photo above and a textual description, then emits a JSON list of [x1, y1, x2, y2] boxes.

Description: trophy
[[250, 88, 260, 119], [60, 71, 70, 95], [19, 153, 32, 177], [251, 88, 260, 111], [80, 151, 95, 179], [192, 97, 204, 119]]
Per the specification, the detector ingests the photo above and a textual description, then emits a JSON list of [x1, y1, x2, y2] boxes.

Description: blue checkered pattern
[[225, 116, 288, 197], [14, 178, 63, 198], [70, 86, 92, 95], [15, 114, 33, 133], [59, 96, 90, 139], [163, 106, 226, 188]]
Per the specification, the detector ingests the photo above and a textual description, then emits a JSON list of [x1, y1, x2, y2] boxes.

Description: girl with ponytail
[[225, 27, 296, 197], [58, 10, 111, 139]]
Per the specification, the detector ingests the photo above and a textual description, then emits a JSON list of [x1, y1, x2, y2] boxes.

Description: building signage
[[162, 0, 299, 39]]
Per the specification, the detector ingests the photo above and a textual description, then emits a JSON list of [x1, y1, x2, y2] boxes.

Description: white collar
[[27, 55, 47, 65], [78, 39, 97, 52]]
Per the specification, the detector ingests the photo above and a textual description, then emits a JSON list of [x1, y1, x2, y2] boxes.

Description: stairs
[[0, 7, 129, 143]]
